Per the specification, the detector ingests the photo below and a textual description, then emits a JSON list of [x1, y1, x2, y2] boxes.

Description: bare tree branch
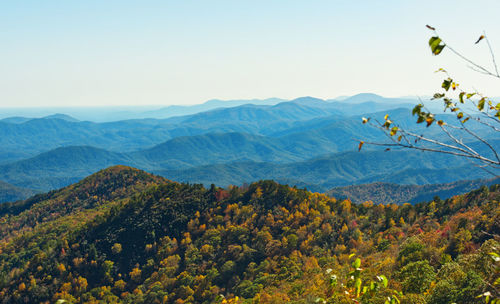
[[484, 31, 500, 77], [439, 124, 480, 157]]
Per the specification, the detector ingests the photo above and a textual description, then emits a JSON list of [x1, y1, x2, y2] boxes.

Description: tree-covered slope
[[0, 166, 498, 303], [0, 146, 137, 191], [327, 177, 500, 205], [135, 132, 304, 166], [2, 139, 495, 194], [159, 149, 495, 191], [0, 181, 36, 204]]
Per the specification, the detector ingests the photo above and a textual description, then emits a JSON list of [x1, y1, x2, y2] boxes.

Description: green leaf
[[478, 98, 486, 111], [459, 92, 465, 103], [432, 93, 445, 100], [352, 258, 361, 268], [379, 275, 388, 288], [390, 127, 398, 136], [442, 78, 452, 91], [429, 36, 445, 55], [412, 104, 423, 115], [355, 278, 362, 296]]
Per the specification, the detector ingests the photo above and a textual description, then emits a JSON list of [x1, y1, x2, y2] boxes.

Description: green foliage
[[398, 261, 435, 294], [327, 178, 500, 205], [0, 181, 36, 203]]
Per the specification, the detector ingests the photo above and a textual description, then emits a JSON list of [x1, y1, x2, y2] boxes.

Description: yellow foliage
[[130, 267, 142, 283], [60, 282, 72, 293], [200, 244, 213, 255], [221, 296, 242, 303], [111, 243, 122, 254], [114, 279, 126, 291], [57, 263, 66, 273], [76, 276, 88, 292], [399, 217, 405, 226], [252, 187, 263, 199], [341, 223, 349, 234]]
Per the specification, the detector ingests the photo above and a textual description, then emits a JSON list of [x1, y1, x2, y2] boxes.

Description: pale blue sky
[[1, 1, 500, 107]]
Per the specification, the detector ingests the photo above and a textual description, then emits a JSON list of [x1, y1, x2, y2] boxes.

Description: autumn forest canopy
[[0, 166, 498, 303]]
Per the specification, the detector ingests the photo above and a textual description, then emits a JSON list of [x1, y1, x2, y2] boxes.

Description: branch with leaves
[[359, 25, 500, 173], [316, 255, 401, 304]]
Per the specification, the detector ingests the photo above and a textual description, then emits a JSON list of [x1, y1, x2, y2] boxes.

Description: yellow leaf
[[358, 141, 364, 151]]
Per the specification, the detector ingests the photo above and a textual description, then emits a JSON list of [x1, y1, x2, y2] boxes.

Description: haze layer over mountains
[[0, 93, 498, 204]]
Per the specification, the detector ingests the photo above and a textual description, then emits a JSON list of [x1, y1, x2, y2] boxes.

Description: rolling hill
[[0, 95, 425, 163], [0, 181, 36, 203], [327, 177, 500, 205], [0, 166, 497, 303], [157, 148, 497, 191], [0, 133, 497, 194]]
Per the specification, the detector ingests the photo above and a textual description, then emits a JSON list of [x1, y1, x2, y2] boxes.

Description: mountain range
[[0, 93, 497, 203]]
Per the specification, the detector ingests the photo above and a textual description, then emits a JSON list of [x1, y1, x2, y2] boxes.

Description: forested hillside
[[328, 177, 500, 205], [0, 181, 35, 203], [0, 166, 498, 303]]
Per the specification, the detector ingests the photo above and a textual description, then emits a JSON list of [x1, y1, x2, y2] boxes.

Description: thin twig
[[439, 124, 480, 156], [459, 120, 500, 163], [484, 32, 500, 77]]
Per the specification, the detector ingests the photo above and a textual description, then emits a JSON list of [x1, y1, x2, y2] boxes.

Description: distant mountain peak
[[290, 96, 325, 104], [73, 165, 170, 196], [41, 113, 80, 122], [204, 97, 283, 105], [342, 93, 385, 103]]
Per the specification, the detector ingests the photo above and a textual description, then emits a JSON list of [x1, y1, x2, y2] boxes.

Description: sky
[[1, 1, 500, 107]]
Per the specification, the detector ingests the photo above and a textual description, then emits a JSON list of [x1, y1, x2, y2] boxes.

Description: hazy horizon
[[2, 1, 500, 107], [0, 92, 413, 109]]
